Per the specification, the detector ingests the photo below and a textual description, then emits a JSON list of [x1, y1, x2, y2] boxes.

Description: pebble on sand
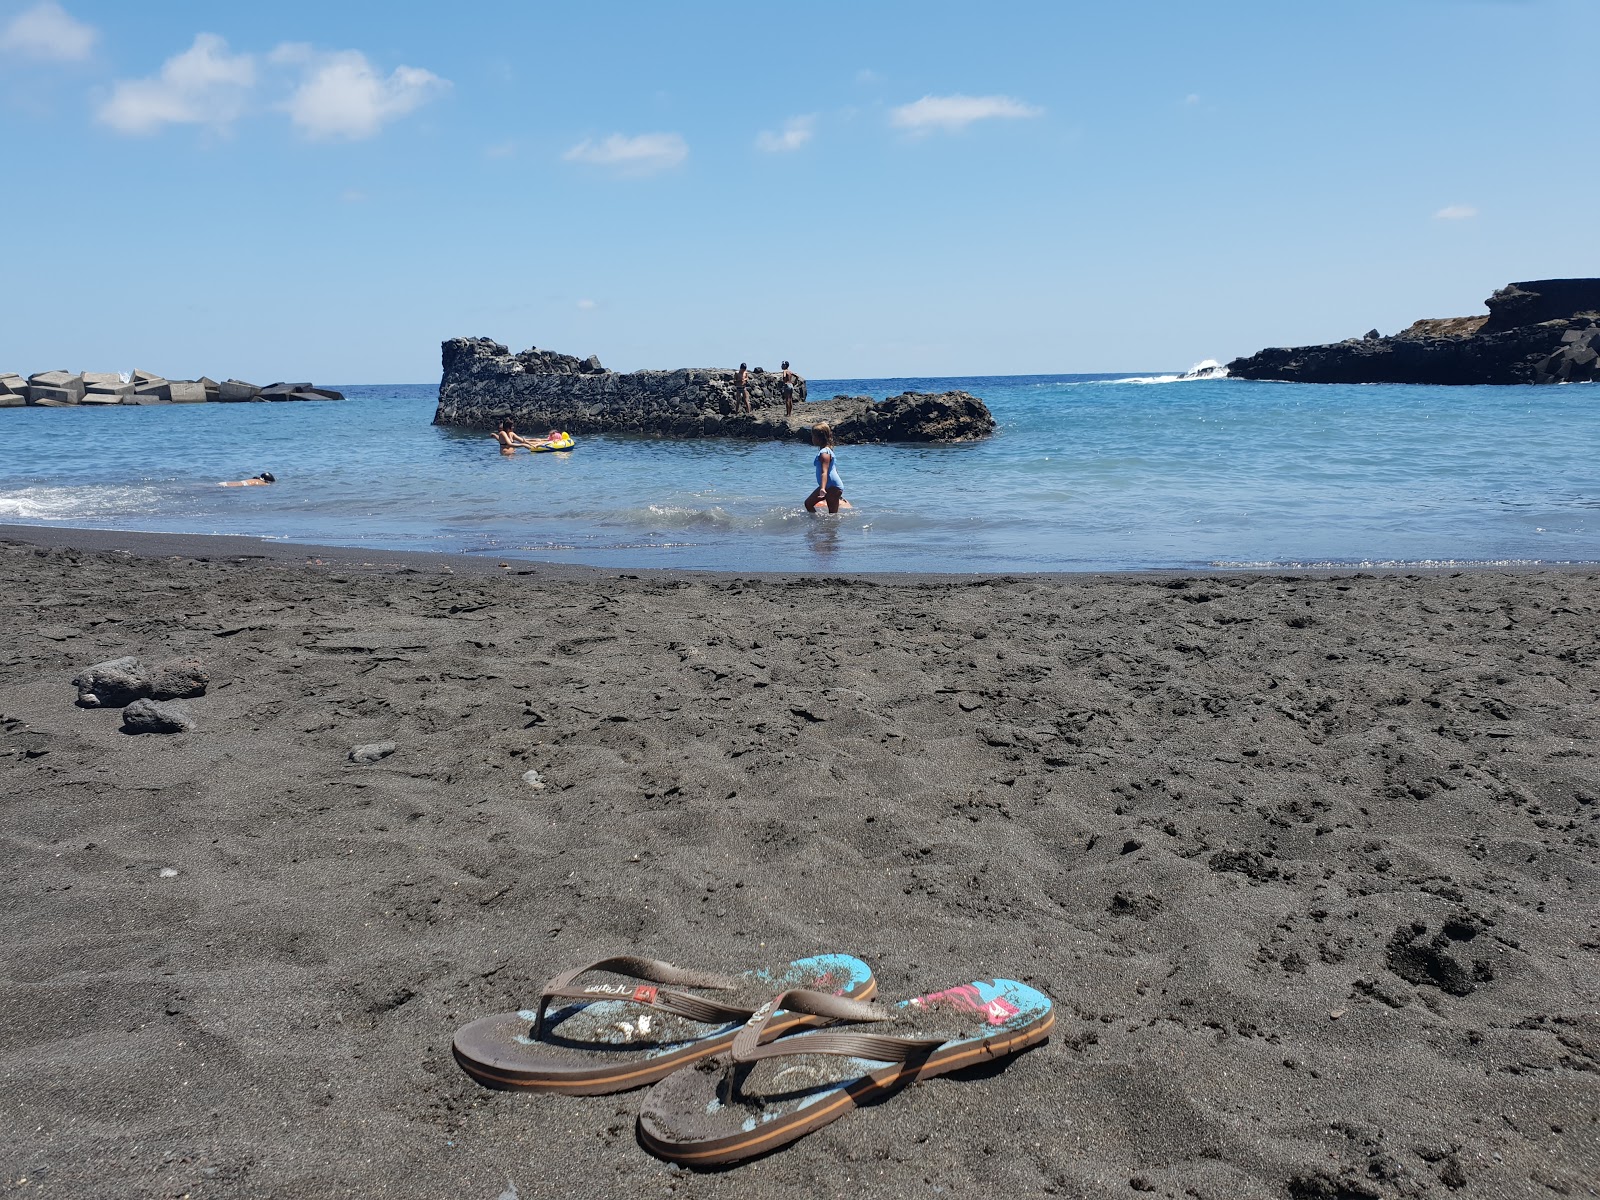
[[522, 769, 547, 790], [350, 742, 397, 763]]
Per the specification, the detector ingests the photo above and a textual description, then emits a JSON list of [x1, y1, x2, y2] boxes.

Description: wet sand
[[1, 528, 1596, 1199]]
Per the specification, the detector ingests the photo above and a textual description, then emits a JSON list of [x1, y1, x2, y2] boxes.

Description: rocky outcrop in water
[[0, 370, 342, 408], [1226, 279, 1600, 385], [433, 338, 997, 443]]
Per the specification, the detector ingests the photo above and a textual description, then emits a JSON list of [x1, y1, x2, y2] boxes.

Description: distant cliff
[[433, 338, 996, 443], [1226, 279, 1600, 385]]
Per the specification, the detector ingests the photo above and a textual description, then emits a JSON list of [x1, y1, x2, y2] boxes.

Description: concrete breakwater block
[[218, 379, 261, 401], [4, 372, 342, 408], [28, 386, 80, 406], [166, 381, 208, 403], [29, 372, 85, 403]]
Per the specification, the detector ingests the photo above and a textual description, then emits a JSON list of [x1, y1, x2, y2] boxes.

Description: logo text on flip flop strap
[[583, 983, 659, 1004]]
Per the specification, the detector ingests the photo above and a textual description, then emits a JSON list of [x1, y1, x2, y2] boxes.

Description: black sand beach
[[1, 529, 1596, 1199]]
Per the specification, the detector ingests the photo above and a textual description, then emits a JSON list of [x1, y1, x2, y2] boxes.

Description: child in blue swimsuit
[[804, 422, 848, 513]]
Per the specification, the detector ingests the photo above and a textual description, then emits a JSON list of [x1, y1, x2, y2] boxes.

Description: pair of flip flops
[[452, 952, 1054, 1165]]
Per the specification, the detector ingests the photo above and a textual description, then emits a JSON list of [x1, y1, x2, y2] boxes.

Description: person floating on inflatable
[[804, 422, 849, 513], [494, 420, 574, 453]]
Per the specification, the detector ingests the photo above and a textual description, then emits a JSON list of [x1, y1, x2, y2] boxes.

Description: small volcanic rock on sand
[[74, 656, 208, 707], [120, 698, 196, 735], [349, 741, 397, 763], [73, 656, 152, 708]]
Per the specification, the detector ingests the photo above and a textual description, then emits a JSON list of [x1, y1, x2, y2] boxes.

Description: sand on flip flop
[[0, 526, 1596, 1199]]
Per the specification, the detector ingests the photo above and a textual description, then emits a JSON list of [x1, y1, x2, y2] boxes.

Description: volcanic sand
[[1, 533, 1596, 1199]]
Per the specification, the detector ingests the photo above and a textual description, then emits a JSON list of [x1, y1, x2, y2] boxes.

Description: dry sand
[[1, 529, 1596, 1199]]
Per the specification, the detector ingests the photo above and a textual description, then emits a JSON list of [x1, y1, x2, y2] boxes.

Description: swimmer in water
[[495, 419, 538, 454], [220, 472, 275, 487], [803, 423, 850, 514]]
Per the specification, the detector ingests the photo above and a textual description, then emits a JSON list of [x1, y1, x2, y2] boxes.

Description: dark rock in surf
[[1226, 278, 1600, 385], [433, 338, 996, 443]]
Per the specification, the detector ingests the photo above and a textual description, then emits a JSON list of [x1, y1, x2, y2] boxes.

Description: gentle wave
[[0, 484, 164, 521]]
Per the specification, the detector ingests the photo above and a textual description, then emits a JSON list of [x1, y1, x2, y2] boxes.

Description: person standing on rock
[[804, 422, 850, 514], [736, 363, 751, 414], [781, 361, 799, 418]]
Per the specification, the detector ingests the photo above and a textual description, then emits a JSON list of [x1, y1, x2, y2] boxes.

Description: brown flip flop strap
[[531, 954, 743, 1037], [731, 1027, 951, 1065], [729, 988, 893, 1059]]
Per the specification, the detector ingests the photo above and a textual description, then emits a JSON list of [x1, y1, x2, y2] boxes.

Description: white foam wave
[[1113, 359, 1231, 386], [0, 484, 162, 521]]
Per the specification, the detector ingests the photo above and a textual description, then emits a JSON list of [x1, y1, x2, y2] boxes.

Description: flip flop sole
[[637, 1005, 1054, 1164], [454, 975, 877, 1096]]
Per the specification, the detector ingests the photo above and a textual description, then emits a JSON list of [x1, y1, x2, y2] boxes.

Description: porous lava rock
[[1227, 278, 1600, 385], [433, 338, 996, 443]]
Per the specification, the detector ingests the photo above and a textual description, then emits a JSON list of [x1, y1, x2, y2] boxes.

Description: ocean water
[[1, 372, 1597, 573]]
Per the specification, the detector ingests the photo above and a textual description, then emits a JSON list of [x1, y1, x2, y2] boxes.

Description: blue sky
[[2, 0, 1595, 382]]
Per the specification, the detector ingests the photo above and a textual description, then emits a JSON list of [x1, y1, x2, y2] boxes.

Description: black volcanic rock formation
[[1227, 279, 1600, 385], [432, 338, 996, 443]]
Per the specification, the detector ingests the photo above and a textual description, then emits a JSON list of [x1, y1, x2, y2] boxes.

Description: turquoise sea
[[2, 373, 1597, 573]]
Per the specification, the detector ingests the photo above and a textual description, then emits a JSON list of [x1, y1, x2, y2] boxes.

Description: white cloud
[[97, 34, 256, 135], [562, 132, 687, 176], [272, 44, 449, 140], [756, 115, 815, 153], [576, 298, 596, 310], [889, 93, 1042, 134], [1433, 204, 1479, 221], [0, 2, 97, 61]]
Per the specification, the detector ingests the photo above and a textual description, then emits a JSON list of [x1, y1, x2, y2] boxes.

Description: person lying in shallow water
[[219, 472, 275, 487], [494, 419, 560, 453]]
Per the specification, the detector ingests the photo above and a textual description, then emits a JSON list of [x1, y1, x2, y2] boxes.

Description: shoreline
[[5, 522, 1599, 584]]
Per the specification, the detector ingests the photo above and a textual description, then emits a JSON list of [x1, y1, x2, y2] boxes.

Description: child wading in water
[[804, 422, 850, 513]]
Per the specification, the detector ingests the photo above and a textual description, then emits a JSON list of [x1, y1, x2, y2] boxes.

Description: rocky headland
[[0, 370, 343, 408], [1227, 278, 1600, 385], [433, 337, 996, 443]]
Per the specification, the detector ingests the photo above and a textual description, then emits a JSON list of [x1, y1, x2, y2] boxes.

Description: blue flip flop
[[637, 977, 1054, 1163]]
